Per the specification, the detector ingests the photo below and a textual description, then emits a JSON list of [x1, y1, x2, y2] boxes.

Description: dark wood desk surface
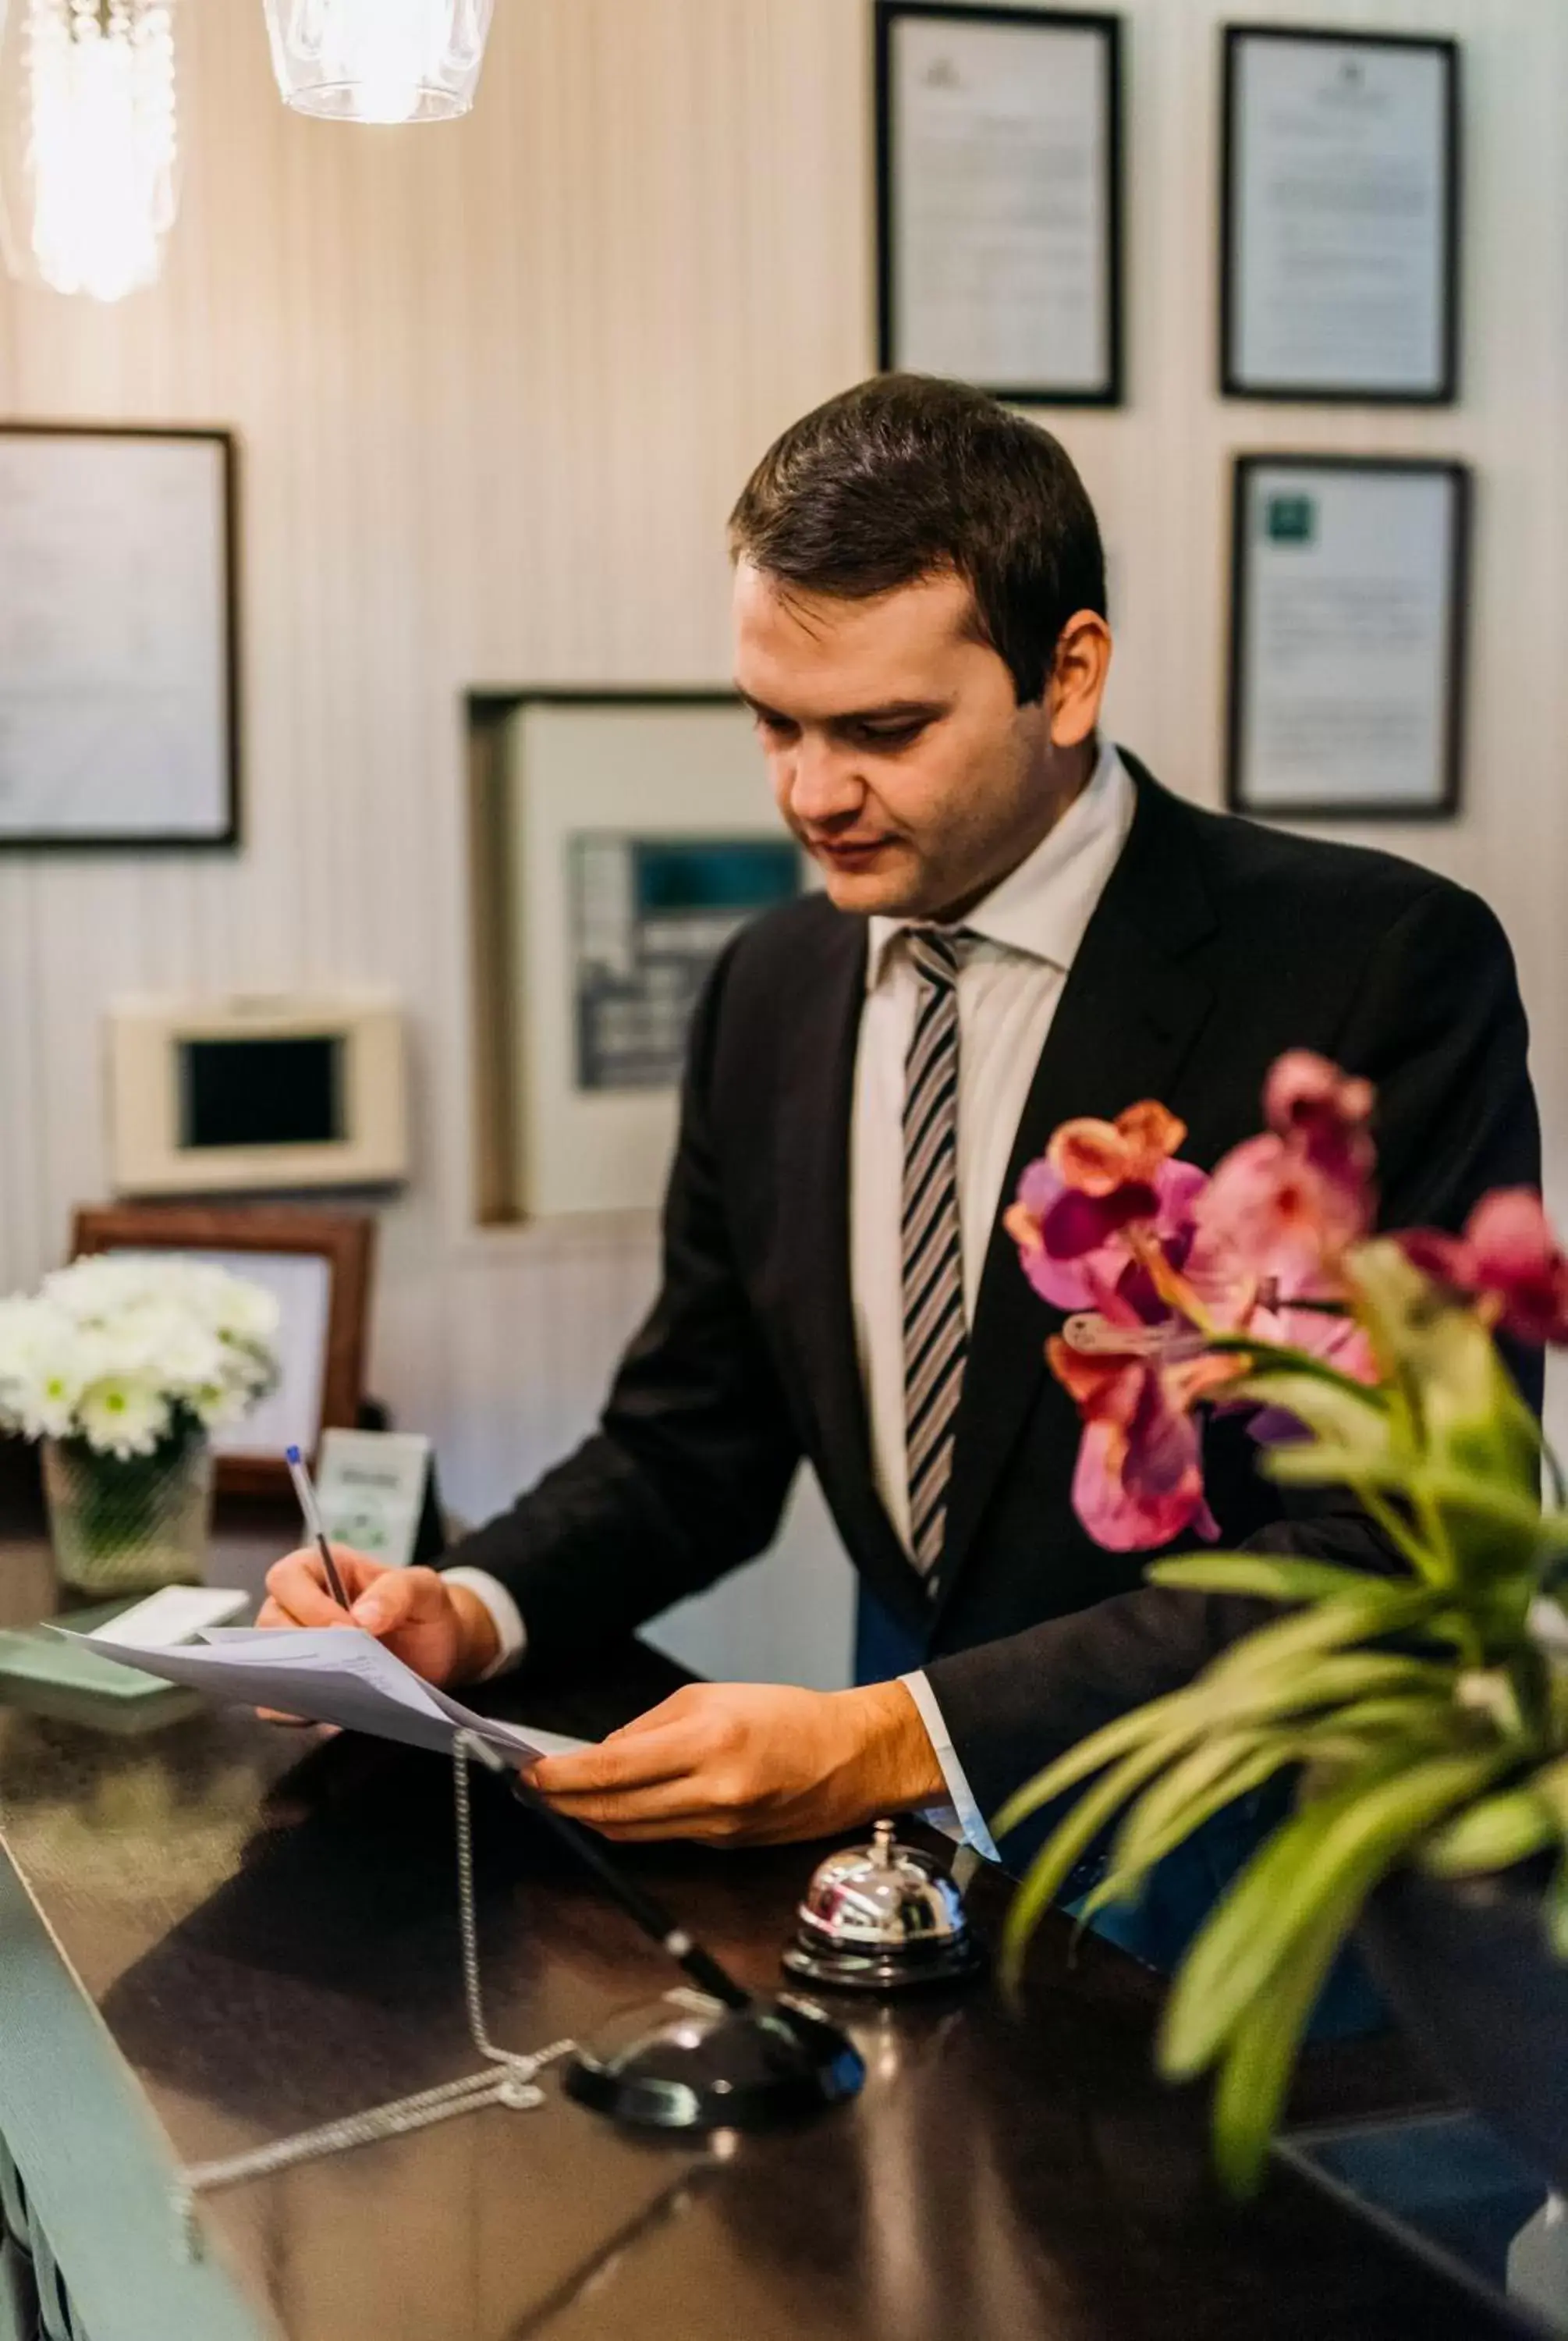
[[0, 1513, 1527, 2341]]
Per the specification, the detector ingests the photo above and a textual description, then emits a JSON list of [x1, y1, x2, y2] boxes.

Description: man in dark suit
[[263, 375, 1538, 1862]]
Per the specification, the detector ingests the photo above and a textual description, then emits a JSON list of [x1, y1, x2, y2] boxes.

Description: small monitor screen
[[178, 1035, 345, 1152]]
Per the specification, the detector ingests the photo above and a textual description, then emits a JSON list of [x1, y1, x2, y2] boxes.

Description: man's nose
[[786, 737, 863, 827]]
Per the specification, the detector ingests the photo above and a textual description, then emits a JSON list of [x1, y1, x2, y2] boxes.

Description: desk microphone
[[460, 1735, 864, 2133]]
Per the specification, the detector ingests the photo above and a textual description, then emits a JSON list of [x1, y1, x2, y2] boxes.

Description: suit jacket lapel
[[932, 769, 1220, 1609]]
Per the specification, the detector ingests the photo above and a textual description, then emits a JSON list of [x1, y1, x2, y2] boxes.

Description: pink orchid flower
[[1191, 1051, 1375, 1295], [1401, 1189, 1568, 1347], [1048, 1333, 1245, 1551], [1005, 1101, 1207, 1321]]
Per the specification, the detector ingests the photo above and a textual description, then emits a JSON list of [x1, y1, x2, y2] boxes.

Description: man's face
[[733, 562, 1088, 923]]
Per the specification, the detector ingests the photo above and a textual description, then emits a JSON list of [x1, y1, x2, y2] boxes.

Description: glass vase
[[42, 1423, 214, 1599]]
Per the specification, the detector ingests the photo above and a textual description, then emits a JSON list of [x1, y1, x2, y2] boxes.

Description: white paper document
[[888, 12, 1113, 393], [1233, 460, 1462, 812], [0, 433, 232, 839], [1229, 34, 1451, 396], [78, 1624, 589, 1765]]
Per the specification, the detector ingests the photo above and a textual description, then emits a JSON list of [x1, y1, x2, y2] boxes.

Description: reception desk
[[0, 1518, 1524, 2341]]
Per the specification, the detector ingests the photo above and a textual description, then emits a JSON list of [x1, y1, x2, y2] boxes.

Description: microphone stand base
[[562, 1993, 864, 2133]]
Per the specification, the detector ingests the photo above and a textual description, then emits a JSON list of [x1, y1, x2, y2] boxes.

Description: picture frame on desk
[[874, 2, 1123, 406], [1221, 26, 1460, 405], [1226, 452, 1470, 824], [70, 1205, 374, 1496], [0, 423, 240, 849]]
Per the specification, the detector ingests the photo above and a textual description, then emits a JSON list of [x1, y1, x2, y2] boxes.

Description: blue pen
[[284, 1444, 352, 1613]]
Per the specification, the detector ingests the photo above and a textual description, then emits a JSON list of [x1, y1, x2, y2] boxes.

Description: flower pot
[[41, 1426, 214, 1599], [1358, 1862, 1568, 2194]]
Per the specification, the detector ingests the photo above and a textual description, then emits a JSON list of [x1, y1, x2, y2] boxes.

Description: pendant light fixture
[[0, 1, 179, 301], [261, 0, 495, 126]]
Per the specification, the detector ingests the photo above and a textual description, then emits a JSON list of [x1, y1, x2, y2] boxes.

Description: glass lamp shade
[[0, 0, 180, 301], [261, 0, 495, 125]]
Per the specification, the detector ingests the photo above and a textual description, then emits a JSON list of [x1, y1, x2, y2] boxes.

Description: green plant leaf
[[992, 1643, 1451, 1854], [1421, 1786, 1556, 1877], [1148, 1554, 1416, 1606], [1210, 1901, 1351, 2198], [1348, 1242, 1541, 1504], [1204, 1583, 1449, 1687], [1296, 1694, 1454, 1742], [1226, 1371, 1393, 1458], [989, 1686, 1199, 1842], [1202, 1332, 1389, 1404], [1082, 1739, 1300, 1924], [999, 1656, 1459, 1995], [1109, 1729, 1274, 1871], [999, 1726, 1194, 1993], [1159, 1746, 1512, 2081], [1524, 1754, 1568, 1835]]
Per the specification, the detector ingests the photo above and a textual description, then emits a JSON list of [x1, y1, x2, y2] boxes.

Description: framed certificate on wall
[[1226, 454, 1470, 822], [876, 2, 1123, 404], [0, 425, 239, 848], [1222, 27, 1460, 404], [469, 691, 806, 1222]]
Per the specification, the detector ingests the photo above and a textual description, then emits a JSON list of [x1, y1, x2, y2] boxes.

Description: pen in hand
[[284, 1444, 352, 1615]]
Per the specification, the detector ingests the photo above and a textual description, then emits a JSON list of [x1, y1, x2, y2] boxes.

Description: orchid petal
[[1048, 1117, 1133, 1196]]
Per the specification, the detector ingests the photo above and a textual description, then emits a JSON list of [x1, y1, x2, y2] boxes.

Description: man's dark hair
[[728, 373, 1106, 706]]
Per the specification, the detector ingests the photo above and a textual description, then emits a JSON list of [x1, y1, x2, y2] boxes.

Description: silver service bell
[[782, 1819, 982, 1993]]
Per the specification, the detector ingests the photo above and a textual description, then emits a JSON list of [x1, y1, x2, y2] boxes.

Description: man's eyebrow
[[735, 691, 949, 725]]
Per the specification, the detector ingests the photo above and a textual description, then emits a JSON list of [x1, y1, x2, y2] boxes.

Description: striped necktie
[[902, 926, 970, 1578]]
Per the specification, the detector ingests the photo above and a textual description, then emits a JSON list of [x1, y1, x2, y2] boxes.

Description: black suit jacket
[[448, 762, 1540, 1847]]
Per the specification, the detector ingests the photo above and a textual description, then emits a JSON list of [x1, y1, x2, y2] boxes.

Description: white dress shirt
[[854, 740, 1136, 1855], [459, 741, 1137, 1854]]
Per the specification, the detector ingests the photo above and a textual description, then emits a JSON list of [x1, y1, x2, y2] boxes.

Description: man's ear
[[1047, 610, 1113, 749]]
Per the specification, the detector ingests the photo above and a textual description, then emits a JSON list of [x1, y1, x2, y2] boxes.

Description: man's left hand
[[527, 1678, 946, 1845]]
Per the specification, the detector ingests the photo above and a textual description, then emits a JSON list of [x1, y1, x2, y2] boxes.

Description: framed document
[[469, 691, 805, 1221], [1227, 456, 1470, 823], [0, 425, 239, 847], [1222, 27, 1460, 404], [876, 2, 1123, 404]]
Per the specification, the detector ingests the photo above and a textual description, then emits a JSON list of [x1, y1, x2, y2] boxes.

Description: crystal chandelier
[[0, 0, 179, 301], [261, 0, 495, 126]]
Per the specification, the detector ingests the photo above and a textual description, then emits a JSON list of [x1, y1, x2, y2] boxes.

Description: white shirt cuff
[[442, 1567, 527, 1681], [899, 1668, 1001, 1865]]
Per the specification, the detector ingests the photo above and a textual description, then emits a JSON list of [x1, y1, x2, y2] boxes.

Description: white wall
[[2, 0, 1564, 1686]]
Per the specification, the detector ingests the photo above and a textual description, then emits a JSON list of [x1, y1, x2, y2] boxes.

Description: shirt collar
[[865, 737, 1137, 992]]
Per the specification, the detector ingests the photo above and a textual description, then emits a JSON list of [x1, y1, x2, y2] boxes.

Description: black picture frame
[[875, 1, 1124, 407], [1220, 25, 1460, 406], [1226, 452, 1471, 824], [0, 422, 241, 851]]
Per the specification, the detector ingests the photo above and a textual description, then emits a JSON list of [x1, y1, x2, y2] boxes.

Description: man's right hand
[[258, 1549, 500, 1689]]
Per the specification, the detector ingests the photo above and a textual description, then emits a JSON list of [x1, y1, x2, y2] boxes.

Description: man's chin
[[814, 855, 931, 920]]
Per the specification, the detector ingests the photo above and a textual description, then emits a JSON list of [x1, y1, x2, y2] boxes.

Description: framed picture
[[1226, 454, 1470, 823], [1221, 27, 1460, 404], [875, 2, 1123, 405], [70, 1206, 374, 1495], [0, 425, 239, 847], [467, 691, 804, 1220]]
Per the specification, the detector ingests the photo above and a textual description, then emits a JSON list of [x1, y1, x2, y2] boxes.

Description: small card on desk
[[0, 1599, 211, 1733], [93, 1585, 249, 1648]]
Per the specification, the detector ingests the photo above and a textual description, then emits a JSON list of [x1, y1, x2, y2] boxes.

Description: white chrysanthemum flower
[[3, 1255, 279, 1451], [76, 1375, 172, 1460], [0, 1297, 94, 1434]]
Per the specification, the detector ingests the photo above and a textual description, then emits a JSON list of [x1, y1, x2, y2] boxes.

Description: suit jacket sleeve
[[923, 880, 1541, 1854], [438, 944, 803, 1665]]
